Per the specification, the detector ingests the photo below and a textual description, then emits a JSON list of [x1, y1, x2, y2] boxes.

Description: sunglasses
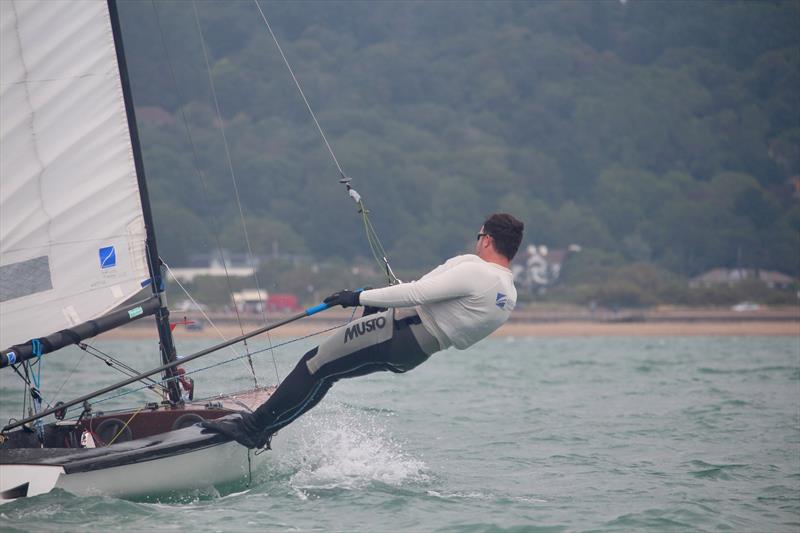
[[476, 232, 490, 241]]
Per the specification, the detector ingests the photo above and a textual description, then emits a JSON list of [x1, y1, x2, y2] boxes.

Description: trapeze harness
[[242, 255, 516, 444]]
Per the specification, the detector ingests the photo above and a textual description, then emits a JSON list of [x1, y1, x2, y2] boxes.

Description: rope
[[360, 201, 401, 284], [30, 342, 42, 389], [107, 407, 144, 446], [252, 0, 399, 286], [9, 359, 55, 435], [12, 364, 30, 425], [25, 352, 45, 439]]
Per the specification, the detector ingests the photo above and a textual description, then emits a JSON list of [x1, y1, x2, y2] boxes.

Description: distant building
[[267, 294, 301, 312], [232, 289, 268, 313], [689, 268, 795, 289], [512, 244, 581, 291], [187, 251, 260, 269], [230, 290, 304, 313], [170, 266, 256, 283], [170, 251, 260, 282]]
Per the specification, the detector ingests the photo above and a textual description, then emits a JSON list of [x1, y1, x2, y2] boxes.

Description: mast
[[107, 0, 182, 404]]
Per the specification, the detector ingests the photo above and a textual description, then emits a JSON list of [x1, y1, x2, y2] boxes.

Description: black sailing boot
[[200, 413, 272, 449], [202, 347, 320, 448]]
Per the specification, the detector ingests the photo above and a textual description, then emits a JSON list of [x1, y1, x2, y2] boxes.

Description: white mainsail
[[0, 0, 151, 348]]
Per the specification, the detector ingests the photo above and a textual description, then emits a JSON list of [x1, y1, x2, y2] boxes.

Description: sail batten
[[0, 0, 150, 348]]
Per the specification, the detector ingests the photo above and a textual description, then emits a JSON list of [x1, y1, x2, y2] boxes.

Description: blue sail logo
[[495, 292, 507, 309], [99, 246, 116, 269]]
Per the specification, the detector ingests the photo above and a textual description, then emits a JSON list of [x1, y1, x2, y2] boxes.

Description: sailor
[[202, 213, 524, 448]]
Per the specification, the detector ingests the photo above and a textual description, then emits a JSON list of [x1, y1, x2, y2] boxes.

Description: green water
[[1, 336, 798, 532]]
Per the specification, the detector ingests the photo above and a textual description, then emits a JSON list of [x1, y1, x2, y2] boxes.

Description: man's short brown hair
[[483, 213, 524, 260]]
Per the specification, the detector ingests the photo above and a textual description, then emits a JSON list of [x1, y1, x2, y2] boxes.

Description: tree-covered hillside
[[118, 0, 799, 281]]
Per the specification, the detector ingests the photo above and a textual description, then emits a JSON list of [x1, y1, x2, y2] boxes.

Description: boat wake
[[275, 402, 429, 493]]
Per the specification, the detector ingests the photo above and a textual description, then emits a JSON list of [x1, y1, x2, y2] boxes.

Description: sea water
[[1, 336, 798, 532]]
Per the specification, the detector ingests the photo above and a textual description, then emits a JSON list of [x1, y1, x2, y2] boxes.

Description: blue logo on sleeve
[[99, 246, 116, 269], [495, 293, 507, 309]]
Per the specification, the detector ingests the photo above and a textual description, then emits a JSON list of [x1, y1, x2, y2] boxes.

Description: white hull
[[1, 388, 275, 504], [1, 440, 262, 503], [1, 464, 65, 501], [58, 440, 258, 498]]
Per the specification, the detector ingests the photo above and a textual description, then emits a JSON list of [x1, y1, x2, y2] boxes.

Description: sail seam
[[0, 73, 110, 87]]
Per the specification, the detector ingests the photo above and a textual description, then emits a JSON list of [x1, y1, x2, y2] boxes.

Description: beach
[[101, 306, 800, 340]]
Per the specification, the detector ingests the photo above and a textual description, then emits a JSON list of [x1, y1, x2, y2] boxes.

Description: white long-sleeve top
[[359, 254, 517, 350]]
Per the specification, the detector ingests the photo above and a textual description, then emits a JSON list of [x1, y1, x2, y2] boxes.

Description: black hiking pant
[[247, 309, 437, 438]]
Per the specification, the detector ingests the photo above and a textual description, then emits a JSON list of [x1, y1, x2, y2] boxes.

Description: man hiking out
[[202, 213, 524, 449]]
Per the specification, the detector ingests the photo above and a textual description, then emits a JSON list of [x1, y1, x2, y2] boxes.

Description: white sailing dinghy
[[0, 0, 324, 503], [0, 0, 395, 504]]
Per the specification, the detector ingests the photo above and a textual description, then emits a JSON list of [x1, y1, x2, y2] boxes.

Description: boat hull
[[1, 387, 274, 503], [55, 440, 255, 499], [1, 426, 260, 503]]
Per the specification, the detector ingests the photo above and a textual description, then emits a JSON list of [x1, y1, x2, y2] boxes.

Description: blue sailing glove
[[324, 289, 361, 308]]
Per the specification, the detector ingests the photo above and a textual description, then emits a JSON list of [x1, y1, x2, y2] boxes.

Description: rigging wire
[[191, 0, 279, 384], [28, 353, 45, 439], [45, 346, 90, 410], [151, 0, 279, 385], [79, 343, 166, 398], [150, 1, 256, 379], [74, 307, 358, 416], [253, 1, 345, 179], [252, 0, 400, 285], [81, 344, 157, 383], [12, 360, 51, 436], [163, 260, 283, 383], [163, 261, 253, 360], [43, 343, 163, 411], [12, 363, 30, 425], [150, 0, 252, 369]]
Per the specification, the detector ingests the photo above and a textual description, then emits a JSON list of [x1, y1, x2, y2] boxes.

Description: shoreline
[[99, 307, 800, 340]]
